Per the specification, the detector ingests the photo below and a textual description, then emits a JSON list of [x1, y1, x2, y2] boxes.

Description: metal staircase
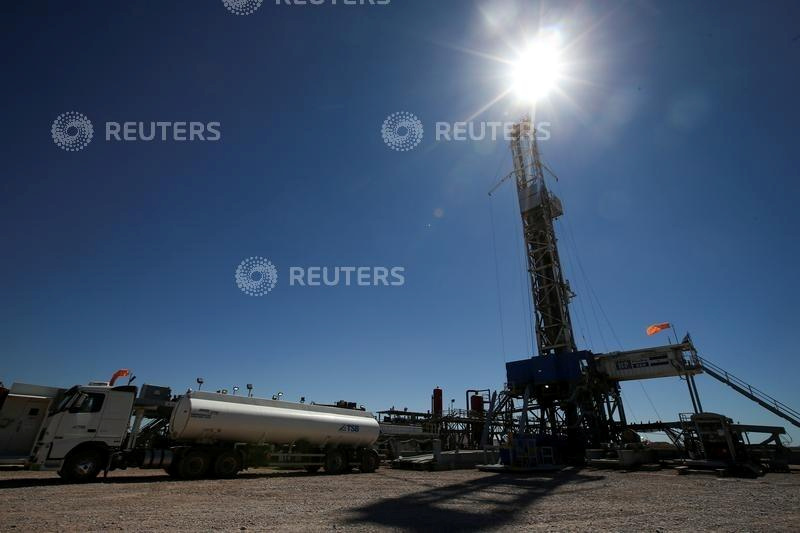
[[698, 356, 800, 429]]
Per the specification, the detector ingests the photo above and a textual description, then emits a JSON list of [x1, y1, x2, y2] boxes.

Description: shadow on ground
[[347, 468, 604, 531], [0, 469, 319, 489]]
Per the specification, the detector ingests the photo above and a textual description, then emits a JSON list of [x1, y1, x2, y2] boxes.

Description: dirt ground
[[0, 466, 797, 532]]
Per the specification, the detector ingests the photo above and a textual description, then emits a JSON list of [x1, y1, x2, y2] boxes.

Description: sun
[[511, 36, 564, 103], [440, 26, 578, 121]]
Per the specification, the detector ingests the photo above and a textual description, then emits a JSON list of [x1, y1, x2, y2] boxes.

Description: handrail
[[698, 356, 800, 428]]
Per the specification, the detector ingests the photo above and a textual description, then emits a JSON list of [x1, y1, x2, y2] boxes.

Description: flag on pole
[[646, 322, 671, 336]]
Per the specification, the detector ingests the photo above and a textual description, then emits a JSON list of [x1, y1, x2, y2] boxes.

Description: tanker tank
[[169, 391, 380, 447]]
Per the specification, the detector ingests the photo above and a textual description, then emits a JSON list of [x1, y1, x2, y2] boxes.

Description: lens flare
[[511, 35, 564, 103]]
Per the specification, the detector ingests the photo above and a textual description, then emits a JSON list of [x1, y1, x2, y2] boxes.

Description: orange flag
[[646, 322, 671, 336]]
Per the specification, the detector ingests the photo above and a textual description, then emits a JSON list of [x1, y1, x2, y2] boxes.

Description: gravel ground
[[0, 466, 797, 531]]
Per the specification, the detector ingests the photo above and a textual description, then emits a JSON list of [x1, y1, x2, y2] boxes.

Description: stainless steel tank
[[169, 392, 379, 447]]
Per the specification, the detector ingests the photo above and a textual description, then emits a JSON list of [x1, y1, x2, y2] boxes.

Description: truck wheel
[[213, 451, 242, 478], [360, 450, 380, 473], [59, 448, 104, 483], [178, 449, 211, 479], [304, 465, 320, 473], [324, 449, 347, 475], [164, 461, 180, 478]]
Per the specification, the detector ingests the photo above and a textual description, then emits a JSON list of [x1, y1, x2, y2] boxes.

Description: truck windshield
[[50, 386, 79, 415]]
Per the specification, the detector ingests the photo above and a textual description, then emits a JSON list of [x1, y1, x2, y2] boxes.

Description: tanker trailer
[[164, 391, 381, 478], [28, 381, 381, 482]]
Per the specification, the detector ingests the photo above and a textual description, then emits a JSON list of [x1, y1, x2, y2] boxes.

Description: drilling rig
[[487, 118, 629, 464], [483, 117, 798, 472]]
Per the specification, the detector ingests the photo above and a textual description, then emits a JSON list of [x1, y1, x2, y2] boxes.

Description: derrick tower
[[510, 120, 575, 356], [504, 117, 622, 457]]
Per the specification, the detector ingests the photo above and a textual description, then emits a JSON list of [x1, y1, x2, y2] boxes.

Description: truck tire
[[59, 448, 104, 483], [164, 460, 181, 478], [360, 449, 379, 473], [178, 449, 211, 479], [213, 451, 242, 478], [324, 449, 347, 475]]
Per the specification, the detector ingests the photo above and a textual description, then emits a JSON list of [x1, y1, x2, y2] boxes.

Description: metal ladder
[[698, 356, 800, 429], [678, 412, 702, 458]]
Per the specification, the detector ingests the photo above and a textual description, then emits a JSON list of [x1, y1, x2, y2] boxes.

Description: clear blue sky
[[1, 1, 799, 442]]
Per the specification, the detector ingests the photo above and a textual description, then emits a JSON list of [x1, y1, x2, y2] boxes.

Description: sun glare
[[448, 26, 576, 121], [511, 36, 564, 103]]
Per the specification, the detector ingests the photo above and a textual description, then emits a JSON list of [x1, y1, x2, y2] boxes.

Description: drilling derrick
[[497, 117, 625, 464], [483, 117, 797, 473], [510, 121, 575, 356]]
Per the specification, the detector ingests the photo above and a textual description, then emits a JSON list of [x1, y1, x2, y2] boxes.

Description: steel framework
[[485, 118, 624, 461], [510, 121, 575, 356], [482, 117, 798, 470]]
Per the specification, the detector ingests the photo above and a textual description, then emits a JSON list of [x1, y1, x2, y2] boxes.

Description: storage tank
[[170, 392, 379, 447], [431, 387, 443, 416], [470, 394, 485, 444], [470, 394, 484, 414]]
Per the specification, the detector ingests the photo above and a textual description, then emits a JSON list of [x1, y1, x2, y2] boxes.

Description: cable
[[549, 181, 664, 422], [560, 216, 609, 351], [488, 198, 507, 361], [639, 382, 663, 422], [620, 389, 638, 422], [561, 214, 623, 350], [510, 186, 534, 355], [487, 149, 510, 361], [556, 219, 594, 351], [565, 217, 662, 420]]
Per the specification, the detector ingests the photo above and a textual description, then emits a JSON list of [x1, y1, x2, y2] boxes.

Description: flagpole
[[672, 321, 683, 344]]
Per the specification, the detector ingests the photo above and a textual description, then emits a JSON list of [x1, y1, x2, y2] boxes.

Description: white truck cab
[[32, 383, 137, 480]]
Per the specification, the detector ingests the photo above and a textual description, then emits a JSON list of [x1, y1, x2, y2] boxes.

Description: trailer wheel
[[360, 450, 380, 473], [324, 449, 347, 475], [213, 451, 242, 478], [178, 449, 211, 479], [59, 448, 103, 483]]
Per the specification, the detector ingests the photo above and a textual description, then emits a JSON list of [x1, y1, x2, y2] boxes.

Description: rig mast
[[503, 117, 623, 459], [510, 120, 575, 356]]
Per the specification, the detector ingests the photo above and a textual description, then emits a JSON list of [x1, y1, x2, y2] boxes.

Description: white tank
[[169, 392, 379, 448]]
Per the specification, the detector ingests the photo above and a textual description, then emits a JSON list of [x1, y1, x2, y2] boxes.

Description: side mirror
[[67, 393, 88, 413]]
